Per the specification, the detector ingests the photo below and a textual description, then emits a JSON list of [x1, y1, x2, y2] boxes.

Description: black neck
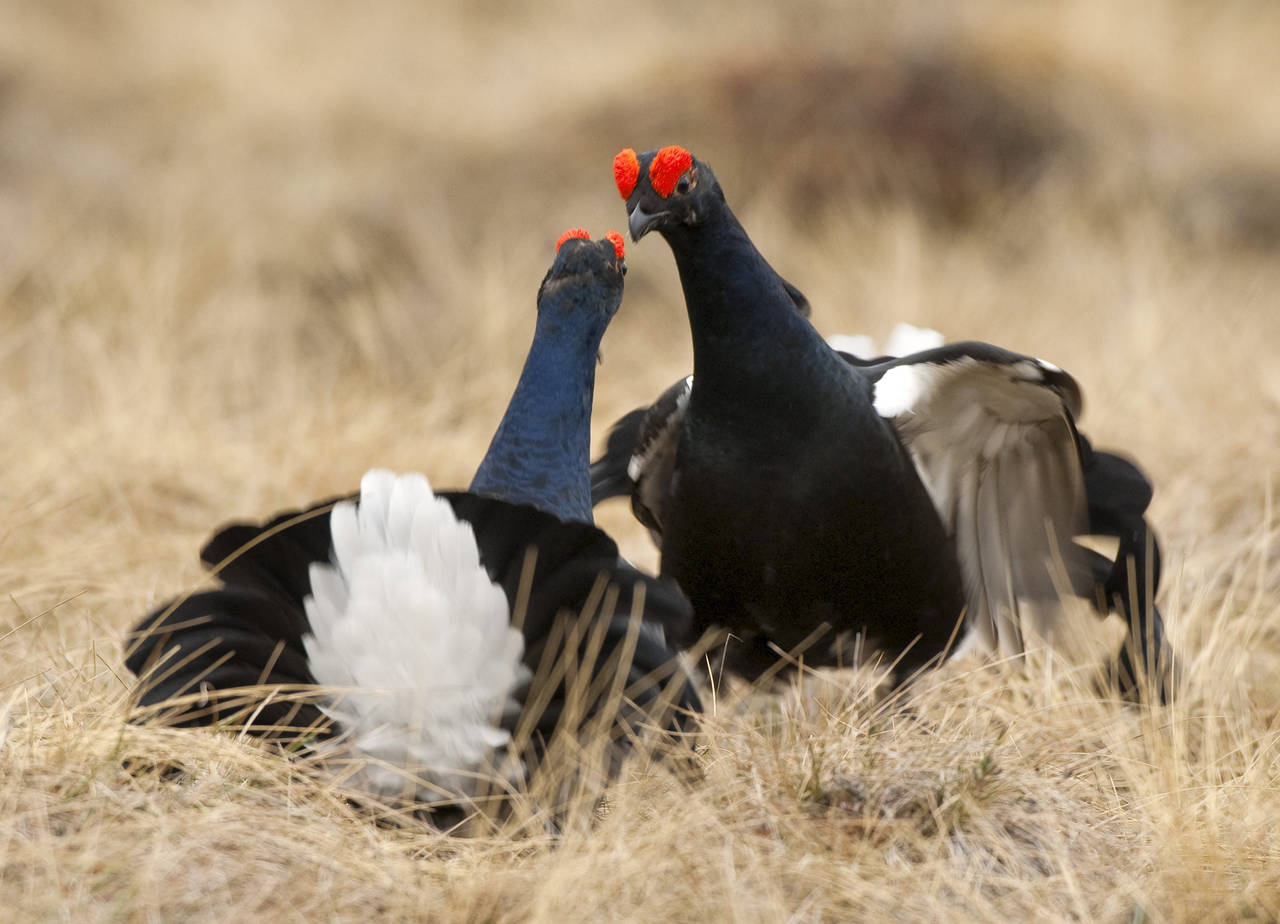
[[660, 197, 838, 414]]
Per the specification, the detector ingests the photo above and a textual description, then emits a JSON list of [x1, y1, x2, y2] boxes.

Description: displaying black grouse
[[603, 146, 1168, 693], [126, 230, 702, 816]]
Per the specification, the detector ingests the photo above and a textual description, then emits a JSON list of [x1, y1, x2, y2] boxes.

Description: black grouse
[[602, 146, 1168, 693], [126, 230, 702, 817]]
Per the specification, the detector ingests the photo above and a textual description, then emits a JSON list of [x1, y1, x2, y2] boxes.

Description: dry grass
[[3, 0, 1280, 919]]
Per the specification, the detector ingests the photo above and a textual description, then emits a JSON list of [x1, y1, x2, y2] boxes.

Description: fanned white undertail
[[828, 322, 945, 359], [303, 469, 528, 802]]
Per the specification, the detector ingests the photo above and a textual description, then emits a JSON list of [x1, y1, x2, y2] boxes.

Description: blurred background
[[2, 3, 1280, 917], [2, 0, 1279, 666]]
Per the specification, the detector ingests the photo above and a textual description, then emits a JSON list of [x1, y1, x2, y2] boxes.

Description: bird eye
[[676, 176, 691, 195]]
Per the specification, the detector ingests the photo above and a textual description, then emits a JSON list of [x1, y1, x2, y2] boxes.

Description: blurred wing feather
[[872, 349, 1089, 656]]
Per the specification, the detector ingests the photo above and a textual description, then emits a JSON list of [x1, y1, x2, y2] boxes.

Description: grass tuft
[[3, 0, 1279, 918]]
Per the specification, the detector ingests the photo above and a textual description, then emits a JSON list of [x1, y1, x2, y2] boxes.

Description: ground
[[2, 0, 1279, 920]]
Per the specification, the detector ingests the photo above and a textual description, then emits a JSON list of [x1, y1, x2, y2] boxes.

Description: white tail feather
[[303, 469, 528, 802], [882, 322, 944, 357], [829, 322, 945, 359]]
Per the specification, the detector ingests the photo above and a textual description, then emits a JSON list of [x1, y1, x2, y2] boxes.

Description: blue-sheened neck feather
[[470, 257, 617, 523]]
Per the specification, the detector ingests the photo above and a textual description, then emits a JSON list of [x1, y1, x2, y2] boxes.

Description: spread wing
[[865, 343, 1092, 657]]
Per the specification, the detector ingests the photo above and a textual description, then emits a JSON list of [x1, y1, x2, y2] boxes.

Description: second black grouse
[[602, 145, 1167, 690]]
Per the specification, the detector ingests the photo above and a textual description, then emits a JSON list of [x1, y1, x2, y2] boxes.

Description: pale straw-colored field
[[3, 1, 1279, 919]]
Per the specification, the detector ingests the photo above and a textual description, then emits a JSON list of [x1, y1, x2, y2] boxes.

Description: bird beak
[[628, 205, 665, 242]]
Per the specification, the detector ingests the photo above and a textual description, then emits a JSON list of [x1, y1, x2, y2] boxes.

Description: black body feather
[[127, 492, 700, 753], [612, 148, 1169, 694]]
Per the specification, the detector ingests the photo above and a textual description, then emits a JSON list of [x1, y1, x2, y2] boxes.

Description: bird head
[[614, 145, 717, 242], [536, 228, 627, 325]]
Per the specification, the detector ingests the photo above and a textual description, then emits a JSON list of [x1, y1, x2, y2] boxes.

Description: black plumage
[[126, 491, 699, 755], [606, 146, 1169, 693], [1078, 435, 1166, 695], [617, 146, 967, 681], [125, 233, 702, 814]]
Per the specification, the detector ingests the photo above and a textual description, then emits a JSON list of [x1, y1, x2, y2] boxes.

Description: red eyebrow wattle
[[604, 230, 625, 260], [555, 228, 591, 252], [649, 146, 692, 198], [614, 148, 640, 199]]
